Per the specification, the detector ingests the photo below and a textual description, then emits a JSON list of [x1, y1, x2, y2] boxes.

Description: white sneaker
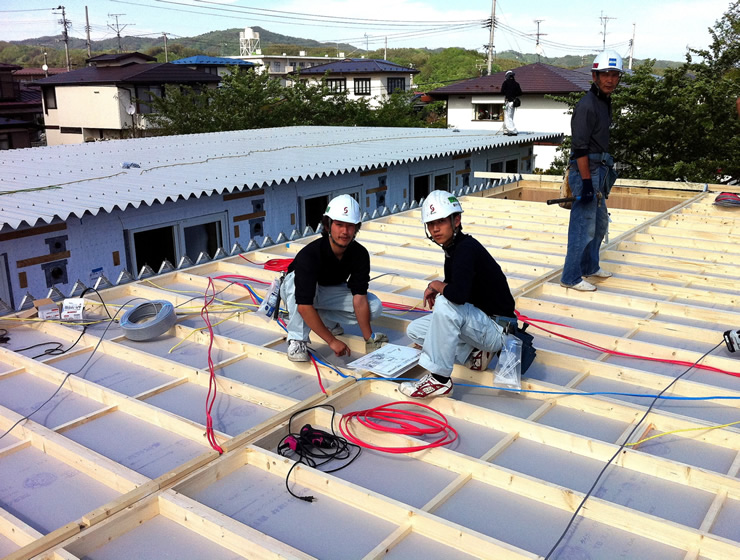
[[586, 268, 613, 278], [328, 323, 344, 336], [560, 279, 597, 292], [399, 373, 453, 398], [465, 348, 494, 371], [287, 340, 309, 362]]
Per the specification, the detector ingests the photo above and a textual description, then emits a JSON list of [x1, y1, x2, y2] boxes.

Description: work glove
[[580, 178, 594, 203], [365, 332, 389, 353]]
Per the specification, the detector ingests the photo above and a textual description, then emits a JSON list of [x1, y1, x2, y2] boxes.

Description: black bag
[[513, 97, 521, 107]]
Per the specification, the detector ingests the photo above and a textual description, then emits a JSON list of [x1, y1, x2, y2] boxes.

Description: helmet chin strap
[[424, 216, 460, 248]]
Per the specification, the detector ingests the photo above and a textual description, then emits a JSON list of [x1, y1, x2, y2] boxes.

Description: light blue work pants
[[280, 271, 383, 342], [406, 295, 505, 378]]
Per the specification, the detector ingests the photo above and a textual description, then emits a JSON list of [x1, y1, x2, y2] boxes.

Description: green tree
[[546, 2, 740, 183], [146, 68, 442, 135]]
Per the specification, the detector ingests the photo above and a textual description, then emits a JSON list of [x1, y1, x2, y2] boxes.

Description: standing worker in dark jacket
[[501, 70, 523, 135], [399, 191, 519, 398], [560, 51, 622, 292]]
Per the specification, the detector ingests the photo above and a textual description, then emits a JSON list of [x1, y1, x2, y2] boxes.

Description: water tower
[[239, 27, 261, 56]]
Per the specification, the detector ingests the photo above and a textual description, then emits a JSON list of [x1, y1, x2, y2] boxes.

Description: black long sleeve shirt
[[288, 235, 370, 305], [441, 233, 515, 318], [571, 83, 612, 159]]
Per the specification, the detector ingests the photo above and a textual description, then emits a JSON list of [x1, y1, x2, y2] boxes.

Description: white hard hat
[[324, 194, 361, 224], [505, 70, 515, 77], [592, 50, 623, 73], [421, 190, 463, 223]]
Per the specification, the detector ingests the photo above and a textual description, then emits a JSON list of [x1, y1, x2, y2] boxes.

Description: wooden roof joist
[[2, 189, 740, 559]]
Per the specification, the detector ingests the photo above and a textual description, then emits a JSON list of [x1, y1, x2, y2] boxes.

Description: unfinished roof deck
[[1, 187, 740, 560]]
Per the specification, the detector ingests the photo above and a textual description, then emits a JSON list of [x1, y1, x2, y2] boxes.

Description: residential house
[[228, 52, 349, 86], [0, 126, 559, 310], [429, 62, 592, 170], [171, 55, 256, 78], [289, 58, 420, 107], [34, 52, 221, 145], [0, 63, 44, 149], [12, 66, 68, 85]]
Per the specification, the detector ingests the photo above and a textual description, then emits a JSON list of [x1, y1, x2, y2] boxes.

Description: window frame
[[387, 77, 406, 93], [354, 78, 371, 95], [125, 212, 228, 274], [326, 78, 347, 93]]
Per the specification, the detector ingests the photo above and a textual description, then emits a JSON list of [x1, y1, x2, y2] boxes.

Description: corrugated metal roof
[[0, 126, 562, 230], [429, 62, 592, 96]]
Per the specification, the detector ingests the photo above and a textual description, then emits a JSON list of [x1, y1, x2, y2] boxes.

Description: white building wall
[[1, 144, 530, 309], [447, 95, 570, 171]]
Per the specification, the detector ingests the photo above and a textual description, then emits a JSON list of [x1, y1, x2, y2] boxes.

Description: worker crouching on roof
[[281, 194, 388, 362], [560, 50, 622, 292], [400, 191, 523, 398]]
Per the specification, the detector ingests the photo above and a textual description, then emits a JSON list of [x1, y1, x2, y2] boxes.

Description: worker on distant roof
[[501, 70, 523, 136], [399, 191, 535, 398], [560, 50, 622, 292], [281, 194, 387, 362]]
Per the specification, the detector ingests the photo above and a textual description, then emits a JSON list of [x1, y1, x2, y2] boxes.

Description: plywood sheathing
[[2, 190, 740, 559]]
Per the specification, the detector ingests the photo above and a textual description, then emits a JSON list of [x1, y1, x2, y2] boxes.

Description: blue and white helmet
[[592, 50, 623, 73]]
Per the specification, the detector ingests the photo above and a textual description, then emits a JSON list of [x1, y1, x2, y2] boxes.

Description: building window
[[0, 133, 10, 150], [60, 127, 82, 134], [506, 159, 519, 173], [272, 61, 281, 71], [490, 161, 504, 172], [126, 213, 227, 274], [475, 103, 504, 121], [387, 77, 406, 93], [326, 78, 347, 93], [43, 87, 57, 112], [135, 85, 163, 114], [434, 173, 450, 191], [413, 174, 430, 201], [354, 78, 371, 95]]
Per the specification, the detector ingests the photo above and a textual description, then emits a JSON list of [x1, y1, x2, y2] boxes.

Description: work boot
[[586, 268, 613, 278], [287, 340, 309, 362], [560, 279, 596, 292]]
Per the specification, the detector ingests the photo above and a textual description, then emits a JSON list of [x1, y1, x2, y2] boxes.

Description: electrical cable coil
[[120, 300, 176, 341]]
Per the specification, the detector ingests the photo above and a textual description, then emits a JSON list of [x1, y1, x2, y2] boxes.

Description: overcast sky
[[0, 0, 732, 62]]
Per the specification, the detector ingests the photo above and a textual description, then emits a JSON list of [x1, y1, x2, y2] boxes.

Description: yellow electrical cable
[[627, 420, 740, 447], [168, 312, 241, 353]]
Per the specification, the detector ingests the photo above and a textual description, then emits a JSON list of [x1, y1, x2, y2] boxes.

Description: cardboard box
[[34, 298, 60, 320]]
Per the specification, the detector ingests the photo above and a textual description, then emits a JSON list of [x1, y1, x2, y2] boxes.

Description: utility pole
[[486, 0, 496, 75], [108, 13, 132, 53], [85, 6, 92, 60], [599, 11, 616, 51], [384, 36, 387, 61], [162, 32, 169, 62], [533, 19, 547, 62], [628, 23, 636, 69], [364, 33, 369, 54], [54, 5, 71, 71]]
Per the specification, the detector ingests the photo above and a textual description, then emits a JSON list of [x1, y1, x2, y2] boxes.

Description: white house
[[429, 63, 592, 171], [288, 59, 419, 107], [170, 55, 257, 78], [0, 126, 560, 310], [35, 52, 220, 145], [228, 52, 349, 86]]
